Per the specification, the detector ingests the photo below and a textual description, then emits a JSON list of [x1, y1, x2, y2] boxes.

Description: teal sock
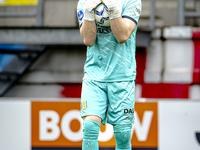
[[82, 120, 100, 150], [113, 124, 132, 150]]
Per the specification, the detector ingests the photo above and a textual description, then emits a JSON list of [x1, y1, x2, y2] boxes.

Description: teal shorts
[[80, 79, 135, 125]]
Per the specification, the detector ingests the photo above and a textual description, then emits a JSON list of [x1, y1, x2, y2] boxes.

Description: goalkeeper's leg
[[82, 116, 101, 150], [113, 124, 132, 150]]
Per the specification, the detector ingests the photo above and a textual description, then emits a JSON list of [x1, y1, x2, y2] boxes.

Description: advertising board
[[0, 0, 37, 5], [31, 101, 158, 150], [0, 99, 200, 150]]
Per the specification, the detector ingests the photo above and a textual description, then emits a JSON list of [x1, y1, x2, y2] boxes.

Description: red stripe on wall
[[141, 83, 189, 98], [61, 84, 82, 98], [60, 83, 189, 99], [192, 40, 200, 84], [136, 47, 147, 84], [192, 28, 200, 39]]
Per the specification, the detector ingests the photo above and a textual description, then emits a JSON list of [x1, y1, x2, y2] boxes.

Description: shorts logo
[[82, 101, 87, 110], [78, 10, 84, 21], [124, 109, 134, 114]]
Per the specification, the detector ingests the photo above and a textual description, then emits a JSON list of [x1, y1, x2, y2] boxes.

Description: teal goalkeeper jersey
[[77, 0, 142, 82]]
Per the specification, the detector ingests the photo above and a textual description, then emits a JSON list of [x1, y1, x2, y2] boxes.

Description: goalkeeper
[[77, 0, 141, 149]]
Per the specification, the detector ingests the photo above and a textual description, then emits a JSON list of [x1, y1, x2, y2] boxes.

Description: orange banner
[[32, 101, 157, 148], [132, 102, 158, 147]]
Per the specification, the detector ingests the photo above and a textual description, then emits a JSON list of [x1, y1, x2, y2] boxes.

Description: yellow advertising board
[[0, 0, 38, 5]]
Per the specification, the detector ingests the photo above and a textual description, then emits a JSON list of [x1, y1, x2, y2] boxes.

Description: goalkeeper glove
[[102, 0, 122, 19], [84, 0, 101, 21]]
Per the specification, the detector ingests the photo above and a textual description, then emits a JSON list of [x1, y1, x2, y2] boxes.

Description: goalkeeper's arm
[[110, 17, 137, 44], [80, 0, 101, 47], [102, 0, 137, 43], [80, 20, 97, 47]]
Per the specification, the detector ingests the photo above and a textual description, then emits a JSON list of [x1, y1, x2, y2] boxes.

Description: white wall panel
[[189, 85, 200, 100], [159, 101, 200, 150], [144, 40, 163, 83], [0, 101, 31, 150], [163, 40, 194, 83]]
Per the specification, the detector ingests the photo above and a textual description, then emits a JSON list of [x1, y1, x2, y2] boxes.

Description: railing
[[178, 0, 200, 26], [149, 0, 156, 30], [0, 0, 156, 30], [0, 0, 44, 26], [1, 0, 199, 29]]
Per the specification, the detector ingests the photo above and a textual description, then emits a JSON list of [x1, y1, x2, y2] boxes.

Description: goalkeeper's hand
[[85, 0, 101, 11], [84, 0, 101, 21], [102, 0, 121, 19]]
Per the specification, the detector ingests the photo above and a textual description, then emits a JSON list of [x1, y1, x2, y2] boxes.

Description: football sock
[[113, 124, 132, 150], [82, 120, 100, 150]]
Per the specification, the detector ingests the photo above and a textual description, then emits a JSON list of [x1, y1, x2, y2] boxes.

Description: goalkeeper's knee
[[82, 120, 100, 150], [113, 124, 132, 150]]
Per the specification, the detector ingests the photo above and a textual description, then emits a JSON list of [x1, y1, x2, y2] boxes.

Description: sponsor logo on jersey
[[134, 5, 141, 17], [96, 25, 111, 34], [78, 10, 84, 21]]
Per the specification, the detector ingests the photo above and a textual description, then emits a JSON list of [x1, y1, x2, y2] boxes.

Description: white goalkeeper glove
[[84, 0, 101, 21], [102, 0, 122, 19]]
